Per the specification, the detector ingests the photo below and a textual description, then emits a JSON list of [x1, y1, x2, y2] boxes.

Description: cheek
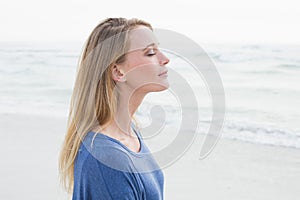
[[127, 55, 154, 69], [125, 64, 160, 88]]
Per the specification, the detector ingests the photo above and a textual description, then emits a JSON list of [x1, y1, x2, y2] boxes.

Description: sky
[[0, 0, 299, 44]]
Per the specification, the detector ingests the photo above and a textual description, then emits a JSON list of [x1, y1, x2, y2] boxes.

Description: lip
[[158, 70, 168, 76]]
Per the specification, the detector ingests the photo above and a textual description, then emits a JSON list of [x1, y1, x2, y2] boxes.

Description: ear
[[111, 65, 126, 82]]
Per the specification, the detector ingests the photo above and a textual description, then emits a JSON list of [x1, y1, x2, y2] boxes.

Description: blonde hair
[[58, 17, 152, 194]]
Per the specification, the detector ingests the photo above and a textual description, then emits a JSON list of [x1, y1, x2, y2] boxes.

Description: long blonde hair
[[58, 17, 152, 194]]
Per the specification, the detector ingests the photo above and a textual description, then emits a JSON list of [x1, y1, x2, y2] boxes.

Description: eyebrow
[[142, 42, 160, 51]]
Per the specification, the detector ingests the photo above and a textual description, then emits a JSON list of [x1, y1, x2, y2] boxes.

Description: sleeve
[[72, 152, 143, 200]]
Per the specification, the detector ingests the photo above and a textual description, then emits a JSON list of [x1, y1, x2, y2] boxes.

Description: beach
[[1, 112, 299, 200], [1, 42, 300, 199], [164, 132, 300, 199], [1, 0, 300, 197], [0, 113, 69, 199]]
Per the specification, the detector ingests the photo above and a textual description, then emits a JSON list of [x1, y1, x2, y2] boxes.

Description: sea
[[0, 41, 299, 149]]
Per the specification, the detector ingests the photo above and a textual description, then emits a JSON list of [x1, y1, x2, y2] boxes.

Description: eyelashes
[[146, 48, 157, 56]]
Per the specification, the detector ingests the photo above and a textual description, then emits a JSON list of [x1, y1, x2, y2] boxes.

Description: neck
[[113, 87, 146, 136]]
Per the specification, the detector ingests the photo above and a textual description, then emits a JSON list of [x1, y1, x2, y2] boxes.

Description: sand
[[164, 135, 300, 200], [0, 113, 299, 200]]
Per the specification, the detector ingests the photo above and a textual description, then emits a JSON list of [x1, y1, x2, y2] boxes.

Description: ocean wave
[[240, 69, 282, 74], [211, 55, 300, 64], [0, 67, 35, 75], [276, 64, 300, 70], [222, 121, 300, 149]]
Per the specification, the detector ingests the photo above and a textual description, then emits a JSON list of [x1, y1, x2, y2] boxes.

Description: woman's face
[[113, 26, 170, 94]]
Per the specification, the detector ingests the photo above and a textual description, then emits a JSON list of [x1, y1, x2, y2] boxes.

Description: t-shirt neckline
[[88, 124, 144, 156]]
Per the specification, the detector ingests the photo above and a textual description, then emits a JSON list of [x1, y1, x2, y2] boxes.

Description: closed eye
[[146, 48, 157, 56]]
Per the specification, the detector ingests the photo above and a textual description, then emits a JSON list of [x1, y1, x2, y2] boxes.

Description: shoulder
[[73, 143, 143, 200], [80, 132, 136, 173]]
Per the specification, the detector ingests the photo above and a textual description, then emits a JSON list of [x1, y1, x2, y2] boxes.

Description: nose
[[159, 51, 170, 66]]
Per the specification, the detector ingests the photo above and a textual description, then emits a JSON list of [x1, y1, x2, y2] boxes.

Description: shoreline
[[0, 112, 299, 200]]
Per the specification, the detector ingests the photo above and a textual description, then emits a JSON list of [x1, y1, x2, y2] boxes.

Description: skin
[[94, 25, 170, 152]]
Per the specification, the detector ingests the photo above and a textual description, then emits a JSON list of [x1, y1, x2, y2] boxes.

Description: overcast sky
[[0, 0, 299, 44]]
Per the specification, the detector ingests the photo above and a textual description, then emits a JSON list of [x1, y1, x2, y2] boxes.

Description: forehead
[[128, 27, 159, 52]]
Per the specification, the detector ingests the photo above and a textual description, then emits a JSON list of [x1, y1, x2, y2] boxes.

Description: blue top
[[72, 124, 164, 200]]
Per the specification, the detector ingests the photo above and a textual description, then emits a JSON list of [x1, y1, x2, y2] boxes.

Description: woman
[[59, 17, 170, 200]]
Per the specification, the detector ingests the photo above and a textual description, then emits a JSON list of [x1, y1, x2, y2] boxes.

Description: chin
[[156, 83, 169, 91], [145, 82, 170, 93]]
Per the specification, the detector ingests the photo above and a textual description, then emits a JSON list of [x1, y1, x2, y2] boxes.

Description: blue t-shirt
[[72, 124, 164, 200]]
